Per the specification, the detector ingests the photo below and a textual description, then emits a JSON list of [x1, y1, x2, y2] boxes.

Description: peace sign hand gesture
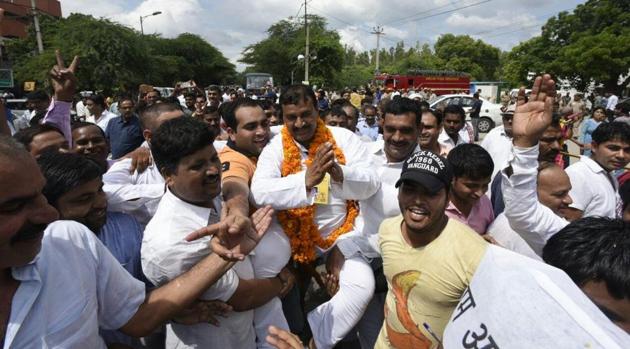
[[512, 74, 556, 148], [50, 49, 79, 102]]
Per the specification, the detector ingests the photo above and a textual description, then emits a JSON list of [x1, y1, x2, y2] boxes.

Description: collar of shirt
[[117, 114, 139, 125], [161, 188, 220, 225], [580, 155, 608, 175], [370, 140, 420, 166]]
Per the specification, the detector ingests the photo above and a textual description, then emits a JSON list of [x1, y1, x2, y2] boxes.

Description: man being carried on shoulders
[[251, 84, 379, 345]]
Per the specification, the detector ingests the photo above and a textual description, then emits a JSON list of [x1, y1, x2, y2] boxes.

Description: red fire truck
[[374, 70, 470, 95]]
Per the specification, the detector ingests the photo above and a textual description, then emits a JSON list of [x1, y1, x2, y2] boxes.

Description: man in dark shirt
[[470, 92, 483, 141], [106, 96, 144, 159]]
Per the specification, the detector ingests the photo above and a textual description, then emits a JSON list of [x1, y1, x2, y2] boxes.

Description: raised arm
[[43, 50, 78, 146], [502, 75, 568, 254]]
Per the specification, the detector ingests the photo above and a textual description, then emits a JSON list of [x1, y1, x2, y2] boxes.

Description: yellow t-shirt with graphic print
[[375, 215, 487, 349]]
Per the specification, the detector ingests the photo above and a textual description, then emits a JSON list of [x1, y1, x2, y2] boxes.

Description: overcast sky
[[60, 0, 586, 71]]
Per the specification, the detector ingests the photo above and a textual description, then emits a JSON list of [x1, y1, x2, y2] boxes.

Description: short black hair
[[383, 97, 421, 126], [151, 117, 215, 176], [331, 98, 357, 117], [183, 92, 195, 99], [328, 104, 347, 119], [87, 94, 107, 109], [443, 105, 466, 122], [222, 97, 263, 130], [280, 84, 316, 108], [13, 124, 64, 151], [422, 109, 443, 125], [139, 103, 183, 132], [26, 90, 49, 101], [37, 151, 105, 205], [592, 121, 630, 145], [207, 85, 221, 94], [71, 121, 106, 139], [447, 143, 494, 180], [543, 217, 630, 300], [362, 104, 377, 115], [118, 94, 135, 105], [550, 113, 561, 128]]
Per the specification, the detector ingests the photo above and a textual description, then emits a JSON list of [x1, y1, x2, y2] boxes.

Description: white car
[[429, 94, 503, 133]]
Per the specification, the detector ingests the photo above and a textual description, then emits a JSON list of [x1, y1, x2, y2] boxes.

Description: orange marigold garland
[[277, 119, 359, 263]]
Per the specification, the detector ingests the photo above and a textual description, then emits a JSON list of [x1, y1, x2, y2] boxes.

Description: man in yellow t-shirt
[[376, 151, 488, 349]]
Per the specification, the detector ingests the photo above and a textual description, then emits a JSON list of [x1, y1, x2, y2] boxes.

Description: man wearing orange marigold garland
[[251, 84, 379, 345]]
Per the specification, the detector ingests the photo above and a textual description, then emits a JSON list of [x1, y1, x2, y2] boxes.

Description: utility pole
[[30, 0, 44, 54], [371, 26, 384, 74], [304, 0, 309, 85]]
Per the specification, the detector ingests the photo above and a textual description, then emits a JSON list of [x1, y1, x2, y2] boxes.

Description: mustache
[[10, 223, 48, 244]]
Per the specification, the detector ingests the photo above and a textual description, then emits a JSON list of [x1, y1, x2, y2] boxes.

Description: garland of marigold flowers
[[277, 119, 360, 263]]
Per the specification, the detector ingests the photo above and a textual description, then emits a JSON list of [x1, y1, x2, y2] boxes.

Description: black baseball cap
[[395, 150, 452, 194]]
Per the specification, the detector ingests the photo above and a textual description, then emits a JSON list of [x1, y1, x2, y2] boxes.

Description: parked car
[[429, 94, 503, 133]]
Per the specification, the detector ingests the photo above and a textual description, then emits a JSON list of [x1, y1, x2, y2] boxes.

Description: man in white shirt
[[0, 134, 274, 348], [251, 84, 379, 347], [564, 122, 630, 220], [501, 75, 575, 255], [85, 95, 117, 131], [438, 104, 473, 151], [481, 106, 513, 181], [419, 109, 449, 156], [312, 97, 422, 349], [142, 117, 292, 349], [489, 161, 572, 259], [606, 91, 619, 113], [103, 103, 183, 225]]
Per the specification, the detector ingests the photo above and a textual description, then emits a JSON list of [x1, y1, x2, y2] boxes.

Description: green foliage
[[239, 15, 344, 87], [503, 0, 630, 91], [6, 14, 236, 94], [434, 34, 501, 80]]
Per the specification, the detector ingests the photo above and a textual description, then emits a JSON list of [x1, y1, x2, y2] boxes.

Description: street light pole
[[140, 11, 163, 35], [30, 0, 44, 53]]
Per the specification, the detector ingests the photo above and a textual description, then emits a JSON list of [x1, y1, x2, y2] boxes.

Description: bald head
[[537, 162, 572, 217]]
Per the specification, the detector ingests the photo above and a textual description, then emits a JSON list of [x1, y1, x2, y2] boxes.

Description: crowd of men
[[1, 51, 630, 349]]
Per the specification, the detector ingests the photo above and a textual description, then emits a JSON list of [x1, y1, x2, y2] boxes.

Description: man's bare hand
[[185, 205, 274, 261], [266, 326, 304, 349], [277, 266, 296, 298], [172, 300, 232, 326], [125, 147, 152, 174], [512, 74, 556, 148], [50, 50, 79, 102], [328, 162, 343, 183], [305, 142, 335, 190]]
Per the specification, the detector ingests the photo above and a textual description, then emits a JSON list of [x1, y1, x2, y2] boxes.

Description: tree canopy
[[7, 14, 236, 94], [502, 0, 630, 92], [239, 15, 344, 87]]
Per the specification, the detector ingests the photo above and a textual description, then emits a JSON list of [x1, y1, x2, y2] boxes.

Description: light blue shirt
[[356, 119, 380, 141], [5, 220, 145, 349]]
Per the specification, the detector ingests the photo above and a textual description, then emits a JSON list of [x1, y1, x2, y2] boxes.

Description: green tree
[[434, 34, 501, 80], [503, 0, 630, 92], [6, 14, 236, 94], [240, 15, 344, 86]]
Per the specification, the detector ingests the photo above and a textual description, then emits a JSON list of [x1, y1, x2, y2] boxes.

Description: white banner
[[443, 245, 630, 349]]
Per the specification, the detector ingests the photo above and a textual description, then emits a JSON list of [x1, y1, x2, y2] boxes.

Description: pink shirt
[[446, 195, 495, 234]]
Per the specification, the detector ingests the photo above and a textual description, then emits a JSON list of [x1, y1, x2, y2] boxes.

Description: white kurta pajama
[[251, 126, 380, 349]]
